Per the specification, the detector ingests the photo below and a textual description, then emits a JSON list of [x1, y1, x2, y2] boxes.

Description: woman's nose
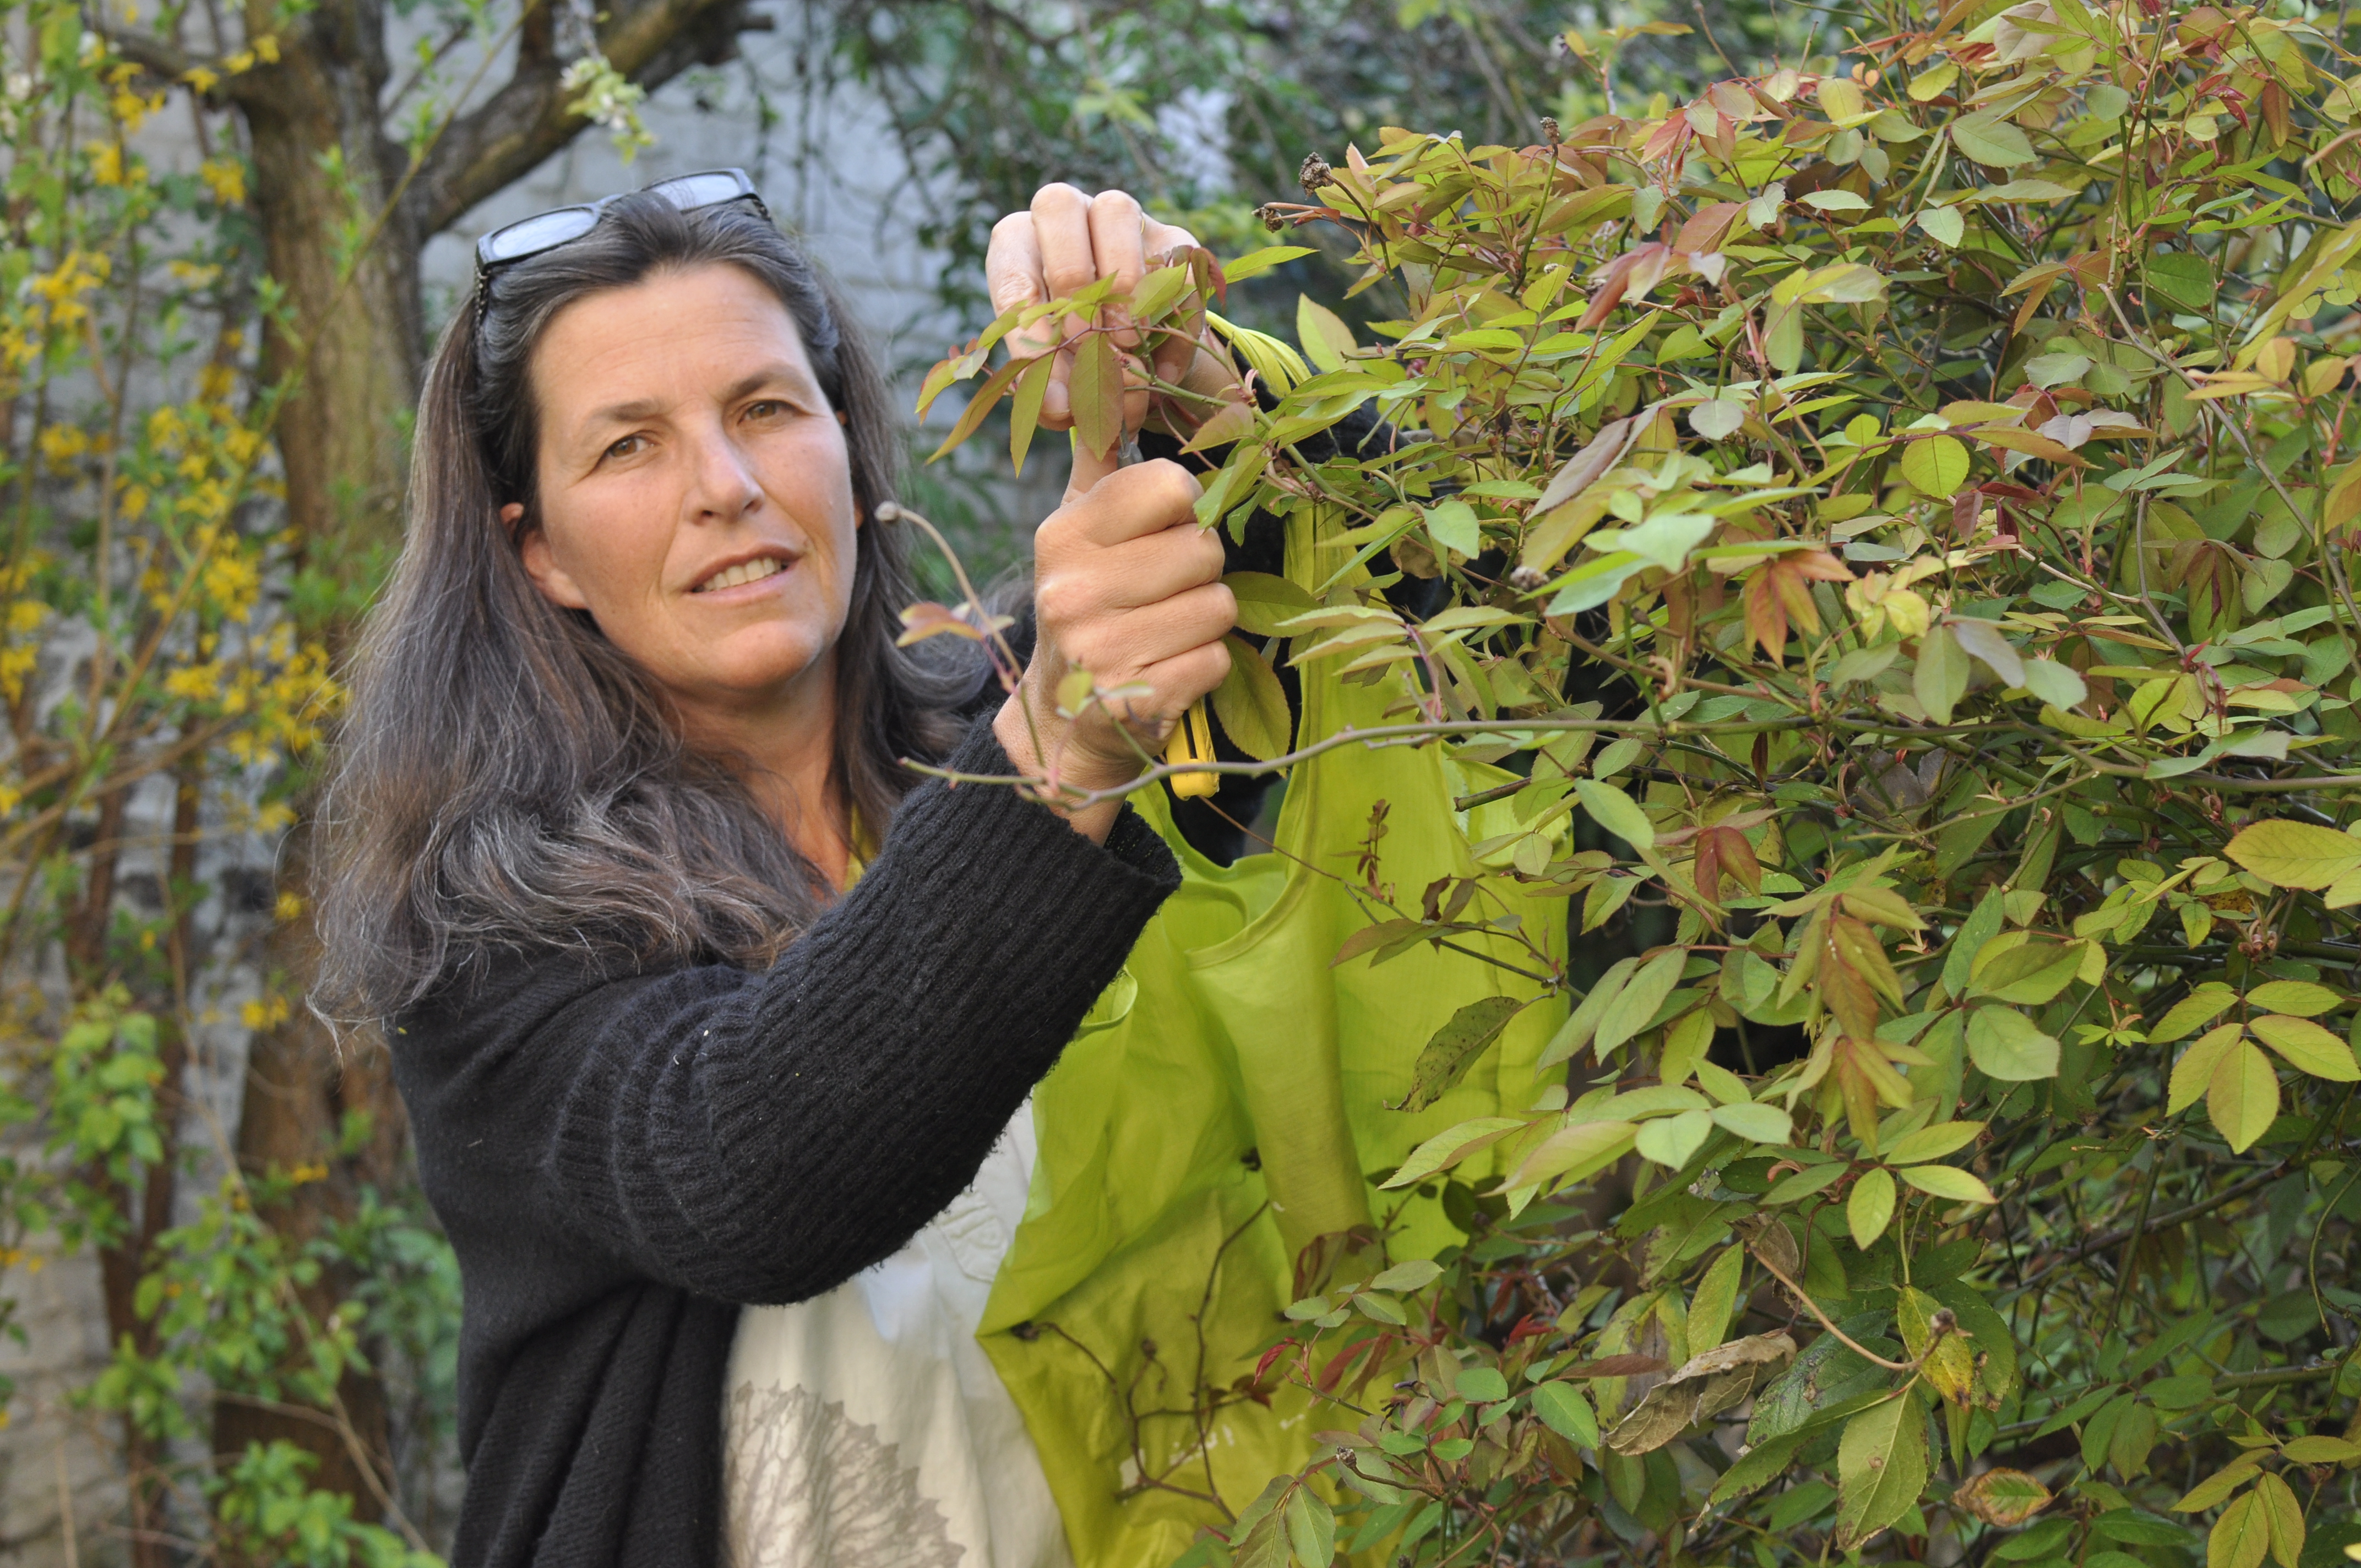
[[683, 426, 763, 524]]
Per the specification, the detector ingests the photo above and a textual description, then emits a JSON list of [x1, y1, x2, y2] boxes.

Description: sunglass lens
[[650, 172, 750, 211], [481, 208, 600, 264]]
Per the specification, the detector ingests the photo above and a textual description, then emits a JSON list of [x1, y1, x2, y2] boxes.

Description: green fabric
[[981, 511, 1570, 1568]]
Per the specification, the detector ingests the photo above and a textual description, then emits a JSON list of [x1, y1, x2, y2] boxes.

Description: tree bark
[[161, 0, 755, 1527]]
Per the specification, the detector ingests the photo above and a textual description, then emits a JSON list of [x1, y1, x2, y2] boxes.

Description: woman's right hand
[[993, 460, 1233, 831]]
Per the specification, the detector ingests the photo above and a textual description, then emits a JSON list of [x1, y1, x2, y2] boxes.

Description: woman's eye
[[603, 434, 648, 461], [745, 400, 790, 421]]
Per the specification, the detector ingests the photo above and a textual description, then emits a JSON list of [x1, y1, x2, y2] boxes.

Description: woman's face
[[513, 263, 859, 731]]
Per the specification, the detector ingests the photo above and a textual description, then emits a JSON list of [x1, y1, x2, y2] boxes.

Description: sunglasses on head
[[471, 168, 771, 320]]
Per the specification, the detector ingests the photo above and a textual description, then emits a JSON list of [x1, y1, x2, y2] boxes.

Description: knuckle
[[1090, 188, 1143, 220], [1143, 458, 1204, 509], [1033, 578, 1082, 628]]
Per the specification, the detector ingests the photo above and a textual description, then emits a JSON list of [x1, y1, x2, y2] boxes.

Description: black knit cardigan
[[389, 714, 1182, 1567]]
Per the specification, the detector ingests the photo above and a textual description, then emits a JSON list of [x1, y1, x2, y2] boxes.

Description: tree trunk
[[207, 0, 421, 1517]]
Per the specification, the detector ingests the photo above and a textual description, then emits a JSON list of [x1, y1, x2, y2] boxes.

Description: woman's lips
[[692, 555, 792, 594]]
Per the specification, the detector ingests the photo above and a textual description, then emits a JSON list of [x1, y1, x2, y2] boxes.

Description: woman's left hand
[[985, 184, 1236, 494]]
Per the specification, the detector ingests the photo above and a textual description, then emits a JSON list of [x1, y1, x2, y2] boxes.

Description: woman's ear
[[509, 503, 593, 611]]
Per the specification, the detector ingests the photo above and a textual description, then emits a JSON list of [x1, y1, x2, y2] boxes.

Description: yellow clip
[[1162, 699, 1220, 798]]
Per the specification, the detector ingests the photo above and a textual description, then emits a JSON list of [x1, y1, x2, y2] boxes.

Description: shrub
[[931, 0, 2361, 1560]]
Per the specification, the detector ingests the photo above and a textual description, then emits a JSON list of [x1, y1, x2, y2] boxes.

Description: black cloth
[[390, 714, 1181, 1567]]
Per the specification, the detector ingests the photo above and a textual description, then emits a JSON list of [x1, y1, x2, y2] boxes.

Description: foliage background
[[7, 0, 2361, 1564]]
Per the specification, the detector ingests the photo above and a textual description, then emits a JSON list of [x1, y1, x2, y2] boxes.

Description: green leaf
[[2174, 1453, 2265, 1511], [1916, 623, 1970, 723], [1917, 207, 1965, 247], [1392, 996, 1531, 1111], [1951, 113, 2037, 166], [1943, 888, 2007, 998], [1426, 498, 1481, 557], [1709, 1430, 1803, 1504], [1455, 1365, 1510, 1403], [2245, 979, 2344, 1017], [1379, 1114, 1520, 1190], [2280, 1435, 2361, 1463], [1970, 941, 2081, 1005], [2249, 1014, 2361, 1080], [1284, 1485, 1336, 1567], [1532, 1381, 1600, 1447], [1070, 329, 1123, 461], [2223, 819, 2361, 890], [1967, 1005, 2060, 1080], [1710, 1101, 1792, 1145], [1225, 571, 1318, 636], [2253, 1473, 2302, 1568], [1896, 1163, 1996, 1204], [1901, 433, 1971, 497], [2021, 657, 2088, 707], [2209, 1490, 2270, 1568], [2206, 1041, 2280, 1154], [1848, 1167, 1896, 1247], [1231, 1479, 1294, 1568], [1221, 245, 1316, 283], [1886, 1119, 1984, 1165], [1950, 617, 2024, 686], [1575, 777, 1656, 849], [1296, 294, 1357, 376], [1008, 351, 1054, 476], [1540, 957, 1637, 1067], [1369, 1258, 1444, 1292], [2145, 253, 2215, 313], [1212, 636, 1292, 761], [2153, 983, 2239, 1043], [1836, 1390, 1929, 1548], [1688, 1244, 1746, 1353], [1596, 946, 1686, 1057], [1636, 1107, 1713, 1168], [2170, 1022, 2246, 1115]]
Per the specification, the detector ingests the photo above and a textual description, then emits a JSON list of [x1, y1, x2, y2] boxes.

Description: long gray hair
[[315, 193, 975, 1021]]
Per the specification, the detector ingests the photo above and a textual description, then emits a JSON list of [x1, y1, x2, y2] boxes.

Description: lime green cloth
[[980, 511, 1570, 1568]]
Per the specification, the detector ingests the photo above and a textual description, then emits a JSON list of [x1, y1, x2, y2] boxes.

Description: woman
[[317, 172, 1236, 1567]]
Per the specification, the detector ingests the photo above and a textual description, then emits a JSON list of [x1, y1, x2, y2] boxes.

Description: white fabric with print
[[722, 1102, 1070, 1568]]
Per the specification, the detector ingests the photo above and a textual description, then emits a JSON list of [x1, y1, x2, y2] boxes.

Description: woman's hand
[[986, 184, 1237, 498], [993, 461, 1233, 835]]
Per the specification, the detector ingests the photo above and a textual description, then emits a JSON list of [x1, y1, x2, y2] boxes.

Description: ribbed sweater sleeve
[[409, 713, 1178, 1310]]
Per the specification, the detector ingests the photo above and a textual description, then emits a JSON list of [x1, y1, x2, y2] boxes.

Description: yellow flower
[[182, 65, 219, 92], [165, 661, 225, 703], [89, 143, 124, 185], [118, 483, 148, 520], [252, 34, 279, 62], [274, 891, 304, 922], [200, 156, 246, 208], [241, 995, 291, 1030], [38, 425, 89, 464], [7, 600, 46, 634]]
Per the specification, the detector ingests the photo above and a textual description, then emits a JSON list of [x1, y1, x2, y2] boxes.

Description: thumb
[[1063, 429, 1120, 503]]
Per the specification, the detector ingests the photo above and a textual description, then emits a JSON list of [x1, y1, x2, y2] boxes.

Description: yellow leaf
[[2210, 1490, 2269, 1568], [2169, 1022, 2244, 1115], [2206, 1041, 2280, 1153]]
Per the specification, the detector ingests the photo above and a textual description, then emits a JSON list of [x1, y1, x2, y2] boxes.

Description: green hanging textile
[[980, 509, 1571, 1568]]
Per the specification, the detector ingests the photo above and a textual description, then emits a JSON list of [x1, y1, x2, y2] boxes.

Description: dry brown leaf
[[1604, 1333, 1796, 1453], [1950, 1467, 2052, 1527]]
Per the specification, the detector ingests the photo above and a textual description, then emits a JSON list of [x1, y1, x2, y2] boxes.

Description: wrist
[[992, 694, 1130, 843]]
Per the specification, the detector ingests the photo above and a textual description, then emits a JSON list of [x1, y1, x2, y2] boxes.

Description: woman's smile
[[690, 548, 799, 595]]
